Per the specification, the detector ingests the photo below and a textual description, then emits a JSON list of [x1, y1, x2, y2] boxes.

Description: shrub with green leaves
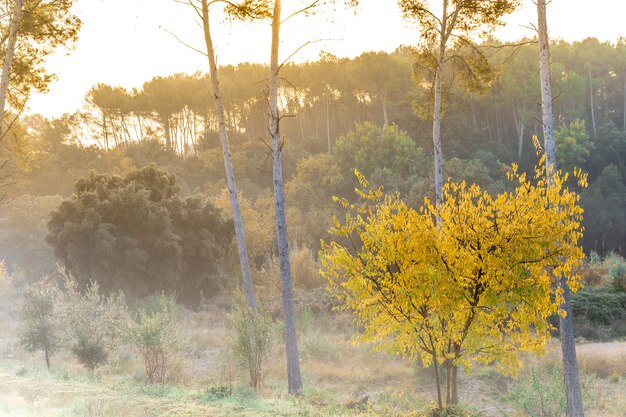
[[60, 272, 127, 370], [127, 294, 182, 384], [509, 365, 594, 417], [605, 252, 626, 291], [18, 278, 63, 369], [228, 293, 276, 391]]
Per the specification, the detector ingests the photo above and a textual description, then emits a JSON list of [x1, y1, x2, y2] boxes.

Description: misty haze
[[0, 1, 624, 416]]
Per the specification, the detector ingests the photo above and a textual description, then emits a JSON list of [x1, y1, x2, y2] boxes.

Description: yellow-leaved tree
[[320, 145, 586, 409]]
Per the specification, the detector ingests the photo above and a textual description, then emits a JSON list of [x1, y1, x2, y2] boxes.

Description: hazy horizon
[[26, 0, 626, 118]]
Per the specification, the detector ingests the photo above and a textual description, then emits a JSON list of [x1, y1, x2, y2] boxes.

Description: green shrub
[[418, 402, 483, 417], [18, 278, 63, 369], [509, 365, 595, 417], [570, 288, 626, 340], [605, 252, 626, 291], [127, 293, 182, 384], [203, 384, 231, 402], [60, 272, 127, 370], [228, 292, 276, 392]]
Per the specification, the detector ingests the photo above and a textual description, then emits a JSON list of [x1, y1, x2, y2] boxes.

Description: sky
[[26, 0, 626, 118]]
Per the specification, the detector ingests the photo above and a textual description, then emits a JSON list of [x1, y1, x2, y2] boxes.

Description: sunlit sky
[[27, 0, 626, 117]]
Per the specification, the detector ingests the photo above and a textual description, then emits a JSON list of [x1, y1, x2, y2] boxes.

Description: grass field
[[0, 305, 624, 417]]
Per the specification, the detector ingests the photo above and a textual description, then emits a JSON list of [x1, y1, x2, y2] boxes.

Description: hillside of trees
[[2, 38, 625, 289]]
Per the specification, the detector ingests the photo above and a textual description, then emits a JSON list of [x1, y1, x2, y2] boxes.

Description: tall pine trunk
[[432, 1, 447, 207], [537, 2, 584, 416], [588, 70, 596, 137], [0, 0, 24, 138], [269, 0, 302, 395], [201, 0, 256, 310], [382, 94, 389, 129]]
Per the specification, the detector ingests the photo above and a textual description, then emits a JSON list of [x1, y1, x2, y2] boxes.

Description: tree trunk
[[622, 77, 625, 131], [432, 2, 447, 207], [382, 93, 389, 129], [44, 348, 50, 370], [432, 356, 443, 410], [537, 2, 585, 416], [588, 70, 596, 137], [512, 104, 525, 161], [0, 0, 23, 139], [269, 0, 303, 395], [450, 364, 458, 405], [433, 61, 444, 207], [102, 112, 109, 150], [326, 99, 331, 154], [201, 0, 256, 311], [163, 116, 172, 151]]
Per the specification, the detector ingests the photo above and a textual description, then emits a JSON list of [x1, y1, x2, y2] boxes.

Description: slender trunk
[[537, 2, 584, 416], [588, 70, 596, 137], [298, 109, 305, 142], [102, 112, 109, 150], [163, 116, 172, 151], [201, 0, 256, 310], [517, 123, 524, 162], [470, 96, 477, 134], [432, 351, 443, 410], [382, 94, 389, 129], [269, 0, 302, 395], [432, 2, 447, 207], [495, 108, 502, 144], [450, 364, 458, 405], [136, 114, 144, 140], [0, 0, 23, 139], [433, 61, 444, 206], [622, 77, 625, 131], [513, 104, 525, 161], [326, 99, 331, 154], [445, 362, 451, 405], [44, 348, 50, 370]]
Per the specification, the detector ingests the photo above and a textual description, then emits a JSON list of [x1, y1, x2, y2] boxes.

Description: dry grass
[[0, 299, 624, 417], [577, 341, 626, 379]]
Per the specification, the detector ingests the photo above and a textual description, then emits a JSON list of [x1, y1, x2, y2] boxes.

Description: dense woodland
[[1, 38, 625, 295]]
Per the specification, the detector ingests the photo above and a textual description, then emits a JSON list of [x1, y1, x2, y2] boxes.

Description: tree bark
[[382, 93, 389, 129], [588, 70, 596, 137], [0, 0, 24, 139], [622, 77, 625, 131], [269, 0, 303, 395], [537, 2, 585, 416], [44, 348, 50, 370], [432, 347, 443, 409], [432, 1, 447, 207], [201, 0, 256, 310], [326, 99, 331, 154], [512, 103, 525, 161], [450, 364, 458, 405], [163, 116, 172, 151]]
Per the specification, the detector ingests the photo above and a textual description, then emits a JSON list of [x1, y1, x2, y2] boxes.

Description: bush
[[416, 402, 483, 417], [605, 252, 626, 291], [60, 272, 127, 370], [228, 293, 276, 391], [570, 288, 626, 340], [18, 278, 63, 369], [578, 251, 608, 288], [203, 384, 231, 402], [127, 294, 182, 384], [509, 365, 594, 417]]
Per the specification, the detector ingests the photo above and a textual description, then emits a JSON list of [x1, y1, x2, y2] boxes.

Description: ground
[[0, 306, 624, 417]]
